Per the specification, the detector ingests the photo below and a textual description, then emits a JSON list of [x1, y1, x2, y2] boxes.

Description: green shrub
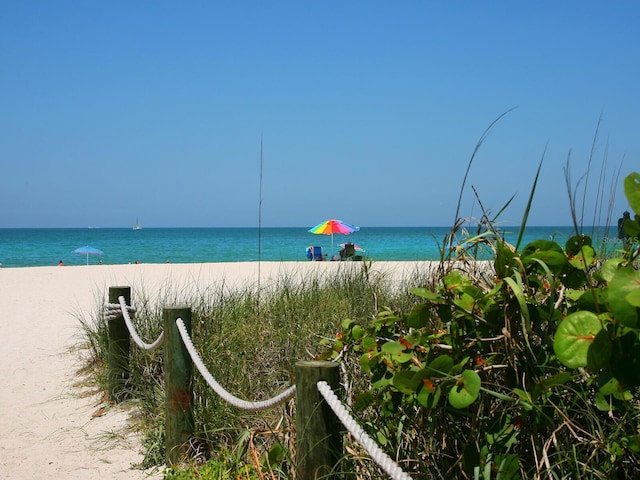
[[320, 172, 640, 479]]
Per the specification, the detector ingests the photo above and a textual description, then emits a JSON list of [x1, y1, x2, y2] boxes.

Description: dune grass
[[77, 261, 454, 476]]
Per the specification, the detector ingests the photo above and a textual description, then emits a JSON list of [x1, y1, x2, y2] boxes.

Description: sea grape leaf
[[426, 355, 454, 377], [410, 287, 440, 301], [361, 336, 378, 352], [624, 172, 640, 215], [597, 258, 625, 283], [587, 329, 613, 372], [406, 303, 431, 328], [627, 287, 640, 307], [522, 240, 567, 273], [381, 341, 403, 354], [561, 267, 588, 289], [568, 245, 596, 270], [351, 324, 364, 340], [610, 331, 640, 387], [393, 369, 429, 394], [554, 311, 602, 368], [576, 288, 606, 313], [624, 216, 640, 238], [448, 369, 481, 409], [608, 267, 640, 328], [565, 234, 592, 256], [381, 341, 413, 363], [444, 270, 470, 292], [416, 380, 441, 408]]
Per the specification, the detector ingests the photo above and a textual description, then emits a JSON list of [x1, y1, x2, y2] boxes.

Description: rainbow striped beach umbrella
[[308, 219, 359, 256]]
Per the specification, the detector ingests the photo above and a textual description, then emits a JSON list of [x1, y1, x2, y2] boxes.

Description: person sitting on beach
[[58, 260, 65, 266]]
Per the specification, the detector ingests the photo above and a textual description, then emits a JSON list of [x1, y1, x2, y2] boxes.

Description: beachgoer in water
[[58, 260, 65, 266]]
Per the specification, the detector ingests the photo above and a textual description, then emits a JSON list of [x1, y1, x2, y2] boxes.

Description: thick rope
[[102, 297, 165, 351], [316, 380, 414, 480], [176, 318, 296, 411], [117, 296, 164, 350], [104, 303, 135, 322]]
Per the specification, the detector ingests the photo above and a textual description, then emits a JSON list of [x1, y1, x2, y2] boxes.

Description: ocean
[[0, 226, 619, 268]]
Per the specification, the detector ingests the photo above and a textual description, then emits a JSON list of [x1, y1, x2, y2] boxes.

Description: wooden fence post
[[108, 286, 131, 402], [164, 306, 194, 466], [295, 360, 343, 479]]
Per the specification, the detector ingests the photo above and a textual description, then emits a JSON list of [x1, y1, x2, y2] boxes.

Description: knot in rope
[[176, 318, 296, 411], [316, 380, 413, 480], [104, 302, 136, 322]]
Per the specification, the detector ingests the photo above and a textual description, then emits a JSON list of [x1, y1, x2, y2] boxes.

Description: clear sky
[[1, 2, 638, 228]]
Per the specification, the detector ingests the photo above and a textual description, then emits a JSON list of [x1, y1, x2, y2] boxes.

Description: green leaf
[[444, 270, 470, 292], [416, 381, 441, 408], [341, 318, 355, 330], [410, 287, 440, 301], [267, 442, 287, 464], [503, 276, 530, 323], [361, 336, 378, 352], [382, 341, 404, 355], [587, 329, 613, 372], [623, 172, 640, 215], [610, 331, 640, 387], [595, 392, 612, 411], [608, 267, 640, 328], [627, 287, 640, 307], [406, 303, 431, 328], [494, 454, 521, 480], [565, 234, 592, 255], [568, 245, 596, 270], [553, 311, 602, 368], [576, 288, 606, 313], [381, 341, 413, 363], [373, 310, 400, 327], [562, 266, 588, 289], [351, 324, 364, 340], [598, 258, 625, 283], [392, 370, 425, 394], [522, 240, 568, 273], [625, 216, 640, 238], [359, 352, 376, 372], [448, 369, 481, 409], [542, 371, 573, 388], [599, 375, 633, 400], [426, 355, 454, 377]]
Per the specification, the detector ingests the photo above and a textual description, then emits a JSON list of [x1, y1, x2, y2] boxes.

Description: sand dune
[[0, 261, 432, 479]]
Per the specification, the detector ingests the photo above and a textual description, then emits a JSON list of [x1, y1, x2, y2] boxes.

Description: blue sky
[[1, 2, 638, 228]]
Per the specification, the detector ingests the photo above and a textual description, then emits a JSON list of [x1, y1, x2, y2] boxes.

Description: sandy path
[[0, 261, 424, 479]]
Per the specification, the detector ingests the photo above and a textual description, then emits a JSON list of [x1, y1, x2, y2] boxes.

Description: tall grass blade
[[515, 149, 545, 251], [453, 108, 516, 225]]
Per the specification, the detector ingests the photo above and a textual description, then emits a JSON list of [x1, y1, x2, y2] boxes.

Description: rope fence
[[104, 286, 413, 479]]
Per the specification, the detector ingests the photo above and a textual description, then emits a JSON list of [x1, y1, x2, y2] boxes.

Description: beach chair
[[306, 246, 324, 261], [341, 243, 356, 260]]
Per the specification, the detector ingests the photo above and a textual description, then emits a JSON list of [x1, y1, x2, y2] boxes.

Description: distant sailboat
[[133, 218, 142, 230]]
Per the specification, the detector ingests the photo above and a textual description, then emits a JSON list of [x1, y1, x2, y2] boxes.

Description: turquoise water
[[0, 226, 618, 268]]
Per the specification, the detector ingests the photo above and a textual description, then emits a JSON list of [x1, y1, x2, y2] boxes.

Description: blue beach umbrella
[[73, 245, 103, 265]]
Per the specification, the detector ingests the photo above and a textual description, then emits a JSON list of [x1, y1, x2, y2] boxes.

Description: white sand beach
[[0, 261, 432, 480]]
